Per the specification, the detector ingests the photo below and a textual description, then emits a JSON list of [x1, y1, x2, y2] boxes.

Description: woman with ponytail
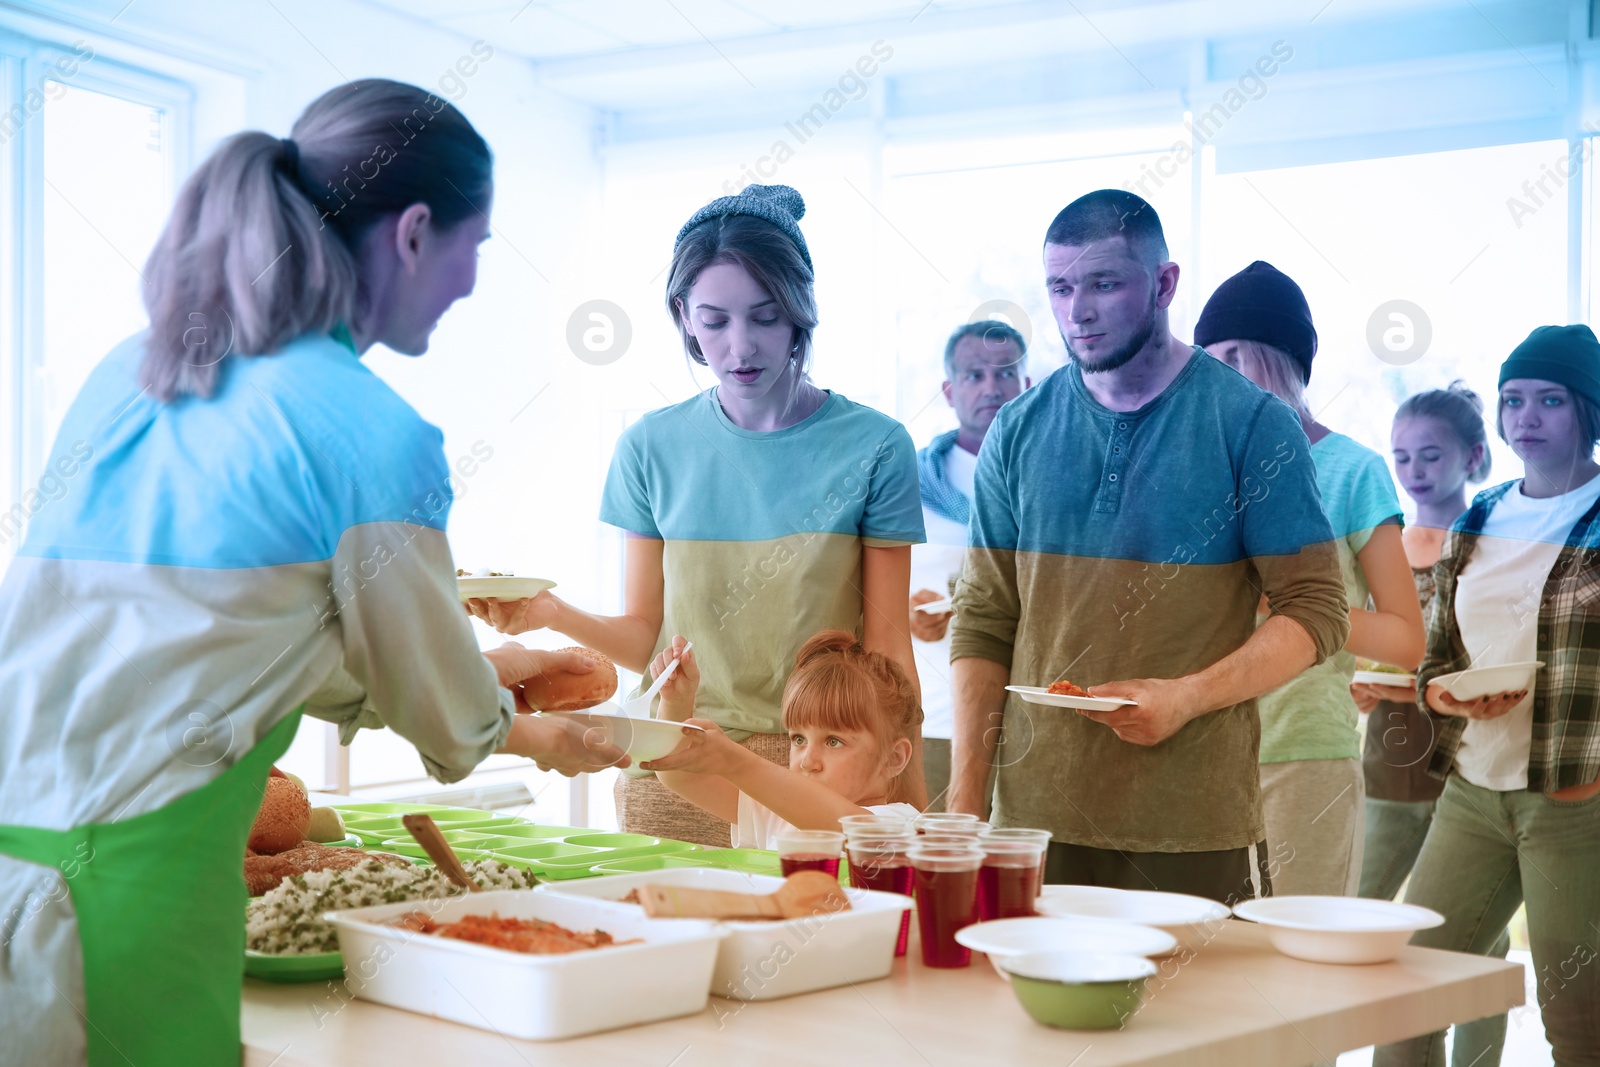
[[0, 80, 622, 1067]]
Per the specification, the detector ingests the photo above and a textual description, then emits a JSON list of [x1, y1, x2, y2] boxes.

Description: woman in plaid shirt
[[1374, 325, 1600, 1067]]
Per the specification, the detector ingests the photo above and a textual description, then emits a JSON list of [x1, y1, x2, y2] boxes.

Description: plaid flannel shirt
[[1420, 480, 1600, 792]]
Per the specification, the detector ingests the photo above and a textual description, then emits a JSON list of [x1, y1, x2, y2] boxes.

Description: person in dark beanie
[[948, 190, 1349, 903], [1375, 325, 1600, 1067], [1196, 261, 1425, 900]]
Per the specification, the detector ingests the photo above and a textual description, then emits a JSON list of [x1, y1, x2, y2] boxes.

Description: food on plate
[[458, 567, 512, 577], [520, 646, 618, 711], [249, 776, 311, 854], [304, 806, 346, 843], [394, 911, 640, 954], [244, 841, 404, 896], [1046, 680, 1091, 697], [247, 858, 541, 955], [1368, 663, 1411, 675]]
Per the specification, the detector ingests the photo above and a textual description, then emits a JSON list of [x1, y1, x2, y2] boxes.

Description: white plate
[[538, 710, 703, 763], [955, 916, 1177, 977], [1037, 887, 1231, 951], [1430, 661, 1543, 702], [1232, 895, 1445, 965], [456, 575, 556, 602], [1006, 685, 1137, 712], [914, 597, 953, 614], [325, 889, 725, 1039], [1351, 670, 1416, 687], [540, 868, 911, 1001]]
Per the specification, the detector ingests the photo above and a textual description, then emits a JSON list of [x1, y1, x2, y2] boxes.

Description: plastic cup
[[909, 843, 984, 968], [983, 827, 1052, 896], [916, 813, 979, 834], [847, 838, 914, 957], [775, 829, 844, 880], [839, 813, 912, 835], [977, 839, 1047, 920]]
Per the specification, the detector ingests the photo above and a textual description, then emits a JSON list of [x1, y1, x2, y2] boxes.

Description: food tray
[[326, 890, 725, 1039], [541, 869, 911, 1001]]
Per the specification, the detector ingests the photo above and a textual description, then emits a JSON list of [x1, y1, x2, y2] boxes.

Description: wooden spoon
[[637, 870, 850, 920], [402, 813, 479, 893]]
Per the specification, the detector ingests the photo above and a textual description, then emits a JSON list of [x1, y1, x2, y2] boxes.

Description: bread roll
[[519, 647, 618, 711], [249, 776, 311, 854]]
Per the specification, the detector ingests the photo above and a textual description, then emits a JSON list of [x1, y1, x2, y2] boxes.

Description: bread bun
[[520, 647, 618, 711], [249, 776, 311, 854]]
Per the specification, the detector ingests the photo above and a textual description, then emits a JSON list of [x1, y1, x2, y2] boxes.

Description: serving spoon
[[402, 813, 479, 893]]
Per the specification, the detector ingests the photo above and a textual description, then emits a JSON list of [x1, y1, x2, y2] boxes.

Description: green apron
[[0, 707, 302, 1067]]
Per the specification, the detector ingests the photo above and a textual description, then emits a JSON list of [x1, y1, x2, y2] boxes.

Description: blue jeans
[[1361, 796, 1509, 1066], [1372, 776, 1600, 1067]]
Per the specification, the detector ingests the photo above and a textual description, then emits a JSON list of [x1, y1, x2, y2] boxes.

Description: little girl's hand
[[650, 636, 699, 721], [640, 717, 734, 775]]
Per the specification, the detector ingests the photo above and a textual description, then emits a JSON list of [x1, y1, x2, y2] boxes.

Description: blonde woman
[[1195, 260, 1425, 897], [0, 80, 621, 1067]]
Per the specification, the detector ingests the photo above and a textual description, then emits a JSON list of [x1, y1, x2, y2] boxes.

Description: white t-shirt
[[909, 444, 979, 739], [733, 794, 922, 850], [1453, 473, 1600, 789]]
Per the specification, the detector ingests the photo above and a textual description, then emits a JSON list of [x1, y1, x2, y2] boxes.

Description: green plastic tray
[[244, 950, 343, 983], [589, 854, 722, 875], [672, 848, 783, 875], [528, 841, 702, 879]]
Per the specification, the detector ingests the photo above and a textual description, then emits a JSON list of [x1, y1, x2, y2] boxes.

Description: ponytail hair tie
[[277, 137, 301, 179]]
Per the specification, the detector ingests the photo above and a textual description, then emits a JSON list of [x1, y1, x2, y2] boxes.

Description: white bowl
[[1232, 895, 1445, 964], [999, 950, 1157, 983], [537, 710, 703, 763], [955, 916, 1177, 977], [324, 889, 725, 1039], [1036, 886, 1231, 951], [456, 575, 556, 602], [1430, 662, 1543, 702], [538, 868, 911, 1000], [1351, 670, 1415, 687]]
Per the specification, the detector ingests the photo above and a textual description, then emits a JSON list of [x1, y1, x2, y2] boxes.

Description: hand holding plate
[[1075, 677, 1202, 746], [1425, 682, 1527, 720]]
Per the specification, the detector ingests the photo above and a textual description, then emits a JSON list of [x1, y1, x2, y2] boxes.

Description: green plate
[[326, 802, 437, 816], [244, 949, 344, 983]]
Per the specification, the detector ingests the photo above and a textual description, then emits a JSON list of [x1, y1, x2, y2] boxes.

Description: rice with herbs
[[246, 858, 540, 955]]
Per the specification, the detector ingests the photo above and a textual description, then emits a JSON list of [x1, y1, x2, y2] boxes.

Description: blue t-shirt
[[1258, 430, 1404, 763], [600, 388, 923, 734]]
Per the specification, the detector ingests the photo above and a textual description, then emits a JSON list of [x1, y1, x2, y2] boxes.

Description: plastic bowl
[[956, 917, 1177, 978], [1430, 661, 1543, 702], [537, 711, 702, 763], [1037, 886, 1231, 952], [998, 951, 1156, 1030], [1232, 895, 1445, 964]]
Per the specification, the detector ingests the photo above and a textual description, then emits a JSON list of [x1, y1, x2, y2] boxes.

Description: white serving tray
[[539, 868, 911, 1001], [325, 889, 725, 1040]]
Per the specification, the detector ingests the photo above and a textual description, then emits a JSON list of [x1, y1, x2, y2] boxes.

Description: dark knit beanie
[[674, 184, 811, 270], [1498, 325, 1600, 408], [1193, 260, 1318, 383]]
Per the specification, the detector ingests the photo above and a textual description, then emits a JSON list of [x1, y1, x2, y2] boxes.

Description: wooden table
[[242, 920, 1523, 1066]]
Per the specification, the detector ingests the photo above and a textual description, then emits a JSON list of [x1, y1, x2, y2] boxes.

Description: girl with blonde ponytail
[[641, 631, 924, 848], [0, 79, 622, 1067]]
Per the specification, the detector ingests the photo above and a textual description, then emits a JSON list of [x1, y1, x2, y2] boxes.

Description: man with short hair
[[910, 320, 1030, 810], [948, 189, 1350, 902]]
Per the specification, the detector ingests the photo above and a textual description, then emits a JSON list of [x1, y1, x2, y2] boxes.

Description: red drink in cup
[[847, 837, 914, 957], [781, 853, 841, 879], [909, 844, 983, 968], [983, 828, 1052, 898], [775, 829, 844, 882], [976, 840, 1045, 920]]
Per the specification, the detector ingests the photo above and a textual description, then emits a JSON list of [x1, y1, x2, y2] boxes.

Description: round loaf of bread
[[520, 647, 618, 711], [248, 776, 311, 854]]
